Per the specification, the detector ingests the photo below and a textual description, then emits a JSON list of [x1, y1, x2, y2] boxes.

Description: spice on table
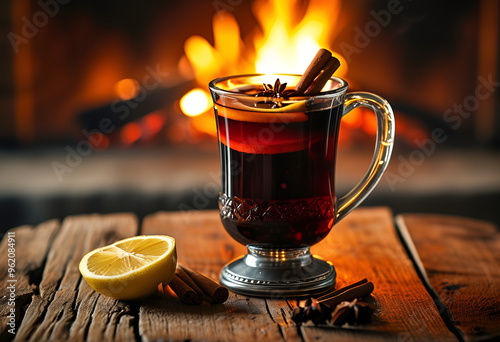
[[179, 264, 229, 303], [292, 279, 375, 326], [166, 264, 229, 305], [330, 298, 373, 326], [292, 297, 333, 326], [317, 278, 374, 308], [168, 274, 203, 305]]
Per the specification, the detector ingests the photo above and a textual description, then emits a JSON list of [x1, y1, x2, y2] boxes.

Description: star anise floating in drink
[[255, 78, 296, 108], [255, 48, 341, 108]]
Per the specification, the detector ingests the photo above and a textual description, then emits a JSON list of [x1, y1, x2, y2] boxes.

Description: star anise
[[330, 299, 373, 326], [292, 297, 373, 326], [292, 297, 333, 326], [255, 78, 296, 108], [291, 280, 375, 327]]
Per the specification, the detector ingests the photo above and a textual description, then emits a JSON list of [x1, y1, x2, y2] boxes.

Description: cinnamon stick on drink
[[295, 48, 341, 95]]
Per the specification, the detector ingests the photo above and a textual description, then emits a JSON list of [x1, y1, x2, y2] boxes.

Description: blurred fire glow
[[180, 88, 212, 117], [141, 112, 165, 135], [179, 0, 347, 128], [114, 78, 140, 100], [177, 0, 426, 147], [120, 122, 142, 145], [119, 112, 166, 145]]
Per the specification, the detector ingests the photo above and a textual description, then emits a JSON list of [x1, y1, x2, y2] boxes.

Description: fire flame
[[179, 0, 347, 133], [253, 0, 346, 75]]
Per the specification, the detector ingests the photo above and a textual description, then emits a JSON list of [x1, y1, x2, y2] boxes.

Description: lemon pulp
[[79, 235, 177, 300]]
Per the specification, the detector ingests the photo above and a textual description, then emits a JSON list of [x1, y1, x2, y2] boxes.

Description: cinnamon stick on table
[[316, 278, 369, 301], [167, 274, 203, 305], [173, 266, 205, 304], [179, 264, 229, 304], [167, 264, 229, 304], [294, 48, 341, 95], [317, 279, 374, 308]]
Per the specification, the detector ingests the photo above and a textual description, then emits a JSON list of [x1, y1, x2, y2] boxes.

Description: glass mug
[[209, 74, 394, 297]]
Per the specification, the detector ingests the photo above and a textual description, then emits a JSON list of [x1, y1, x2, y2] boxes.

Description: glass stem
[[245, 246, 313, 268]]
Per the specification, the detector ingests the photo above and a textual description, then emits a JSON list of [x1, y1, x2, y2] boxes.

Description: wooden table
[[1, 207, 499, 341]]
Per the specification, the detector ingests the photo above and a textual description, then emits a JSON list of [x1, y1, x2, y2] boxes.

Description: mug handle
[[336, 92, 395, 222]]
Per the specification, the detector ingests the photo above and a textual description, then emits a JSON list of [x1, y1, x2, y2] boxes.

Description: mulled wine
[[215, 89, 343, 248], [209, 70, 394, 297]]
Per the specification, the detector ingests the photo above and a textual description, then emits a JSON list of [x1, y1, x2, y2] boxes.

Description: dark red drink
[[215, 92, 343, 248], [210, 71, 394, 296]]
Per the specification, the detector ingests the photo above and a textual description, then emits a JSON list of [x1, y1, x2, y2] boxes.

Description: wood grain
[[139, 294, 286, 342], [140, 208, 458, 341], [300, 207, 458, 341], [0, 208, 478, 341], [15, 213, 138, 342], [396, 214, 500, 342], [141, 210, 246, 280], [141, 211, 285, 341], [0, 220, 59, 340]]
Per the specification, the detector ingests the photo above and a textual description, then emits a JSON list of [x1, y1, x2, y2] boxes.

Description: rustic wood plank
[[15, 213, 138, 342], [0, 220, 60, 340], [139, 293, 285, 342], [396, 214, 500, 342], [141, 208, 458, 341], [141, 210, 247, 281], [296, 207, 459, 342], [141, 210, 286, 341], [1, 208, 470, 341], [83, 295, 136, 342], [264, 299, 303, 342]]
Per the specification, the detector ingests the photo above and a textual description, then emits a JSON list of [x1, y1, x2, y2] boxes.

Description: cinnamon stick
[[318, 281, 374, 308], [180, 264, 229, 303], [174, 267, 205, 304], [317, 278, 368, 301], [295, 48, 341, 95], [305, 56, 341, 94], [167, 275, 202, 304], [295, 48, 332, 94]]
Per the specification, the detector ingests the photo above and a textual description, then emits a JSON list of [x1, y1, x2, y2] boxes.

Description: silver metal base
[[220, 246, 336, 298]]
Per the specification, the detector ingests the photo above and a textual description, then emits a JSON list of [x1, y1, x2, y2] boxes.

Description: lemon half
[[79, 235, 177, 300]]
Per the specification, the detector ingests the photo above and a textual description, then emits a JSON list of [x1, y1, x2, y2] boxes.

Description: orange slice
[[218, 133, 309, 155], [215, 105, 308, 123]]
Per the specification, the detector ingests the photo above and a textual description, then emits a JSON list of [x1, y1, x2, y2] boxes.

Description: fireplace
[[0, 0, 499, 232], [2, 0, 498, 147]]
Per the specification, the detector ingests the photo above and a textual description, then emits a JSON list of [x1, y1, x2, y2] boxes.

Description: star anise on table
[[291, 279, 375, 327], [292, 298, 373, 327], [330, 298, 373, 326], [255, 78, 296, 108], [292, 297, 333, 326]]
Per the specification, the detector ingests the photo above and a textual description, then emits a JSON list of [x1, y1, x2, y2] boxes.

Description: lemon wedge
[[79, 235, 177, 300]]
